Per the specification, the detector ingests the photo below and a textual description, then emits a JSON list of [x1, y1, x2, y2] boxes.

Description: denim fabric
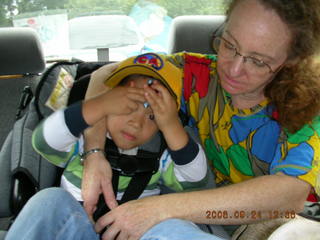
[[5, 188, 99, 240], [6, 188, 229, 240], [142, 219, 227, 240]]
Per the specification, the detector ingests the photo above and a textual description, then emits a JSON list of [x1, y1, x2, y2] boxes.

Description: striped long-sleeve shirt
[[32, 103, 209, 201]]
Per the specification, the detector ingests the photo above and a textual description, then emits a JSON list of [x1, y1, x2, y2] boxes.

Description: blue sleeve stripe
[[64, 101, 89, 137], [168, 136, 199, 165], [271, 164, 312, 175]]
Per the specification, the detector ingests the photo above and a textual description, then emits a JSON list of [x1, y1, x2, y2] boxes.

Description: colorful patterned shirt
[[167, 52, 320, 196]]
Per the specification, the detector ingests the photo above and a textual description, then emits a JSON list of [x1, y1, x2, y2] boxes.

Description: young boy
[[32, 53, 209, 219]]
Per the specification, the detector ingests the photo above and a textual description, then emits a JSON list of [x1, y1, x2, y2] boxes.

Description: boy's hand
[[144, 81, 179, 131], [101, 81, 146, 116], [83, 82, 146, 126], [144, 81, 188, 151]]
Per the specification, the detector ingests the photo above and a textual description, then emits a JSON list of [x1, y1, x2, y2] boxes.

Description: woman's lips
[[221, 72, 244, 91], [224, 73, 242, 87]]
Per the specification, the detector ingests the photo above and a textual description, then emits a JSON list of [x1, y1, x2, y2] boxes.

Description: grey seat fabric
[[0, 27, 45, 75], [0, 230, 7, 240], [0, 76, 40, 149], [0, 27, 45, 149], [167, 15, 225, 54], [0, 133, 13, 218], [0, 27, 46, 230]]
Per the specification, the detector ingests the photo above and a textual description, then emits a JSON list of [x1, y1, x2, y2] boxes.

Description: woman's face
[[217, 0, 292, 98]]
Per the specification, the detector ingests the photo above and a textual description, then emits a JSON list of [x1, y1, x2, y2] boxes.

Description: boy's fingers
[[150, 83, 171, 99], [145, 85, 165, 107], [144, 84, 159, 97], [126, 101, 138, 112], [127, 88, 147, 103], [145, 91, 159, 109], [150, 83, 177, 109], [127, 87, 145, 95], [127, 93, 146, 104]]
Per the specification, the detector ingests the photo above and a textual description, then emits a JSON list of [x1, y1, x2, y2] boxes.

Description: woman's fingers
[[100, 223, 120, 240]]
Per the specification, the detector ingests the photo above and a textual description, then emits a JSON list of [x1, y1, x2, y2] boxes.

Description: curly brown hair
[[226, 0, 320, 133]]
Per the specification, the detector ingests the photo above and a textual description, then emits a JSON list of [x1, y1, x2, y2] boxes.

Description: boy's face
[[106, 77, 158, 150]]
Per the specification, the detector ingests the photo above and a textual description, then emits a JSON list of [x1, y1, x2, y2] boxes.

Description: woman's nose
[[229, 55, 245, 76]]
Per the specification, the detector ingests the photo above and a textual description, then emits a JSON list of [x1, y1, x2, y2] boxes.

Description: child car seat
[[0, 27, 45, 238], [0, 27, 45, 149]]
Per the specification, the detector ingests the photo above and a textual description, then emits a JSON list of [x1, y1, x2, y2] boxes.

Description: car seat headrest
[[0, 27, 45, 76], [167, 15, 226, 54]]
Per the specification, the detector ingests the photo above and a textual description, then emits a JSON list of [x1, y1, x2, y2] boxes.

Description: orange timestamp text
[[205, 210, 296, 220]]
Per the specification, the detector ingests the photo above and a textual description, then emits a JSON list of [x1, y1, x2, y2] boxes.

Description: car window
[[0, 0, 229, 61]]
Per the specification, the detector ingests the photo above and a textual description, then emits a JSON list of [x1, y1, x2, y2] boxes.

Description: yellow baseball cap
[[104, 53, 182, 109]]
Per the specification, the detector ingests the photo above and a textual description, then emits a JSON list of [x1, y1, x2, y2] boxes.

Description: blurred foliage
[[153, 0, 228, 17]]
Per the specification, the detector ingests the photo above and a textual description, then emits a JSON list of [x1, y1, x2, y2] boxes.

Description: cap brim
[[105, 65, 177, 100]]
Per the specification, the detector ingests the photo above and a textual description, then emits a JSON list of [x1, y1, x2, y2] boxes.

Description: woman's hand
[[82, 152, 118, 220], [82, 119, 118, 220], [95, 195, 170, 240]]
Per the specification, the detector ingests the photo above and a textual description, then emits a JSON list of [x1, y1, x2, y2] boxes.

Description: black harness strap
[[93, 138, 162, 223], [93, 169, 153, 238], [119, 171, 154, 204], [92, 170, 118, 222]]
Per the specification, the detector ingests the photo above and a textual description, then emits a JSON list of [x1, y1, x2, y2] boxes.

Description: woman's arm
[[85, 62, 119, 99], [82, 119, 118, 219], [81, 63, 119, 218], [96, 173, 310, 240], [164, 172, 310, 224]]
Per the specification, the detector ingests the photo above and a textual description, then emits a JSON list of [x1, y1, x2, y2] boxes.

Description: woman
[[5, 0, 320, 239]]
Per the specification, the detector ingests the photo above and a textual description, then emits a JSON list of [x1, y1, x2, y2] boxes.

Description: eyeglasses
[[213, 36, 279, 75]]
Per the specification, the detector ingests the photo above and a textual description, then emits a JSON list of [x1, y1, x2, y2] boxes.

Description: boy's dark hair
[[119, 74, 163, 87]]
